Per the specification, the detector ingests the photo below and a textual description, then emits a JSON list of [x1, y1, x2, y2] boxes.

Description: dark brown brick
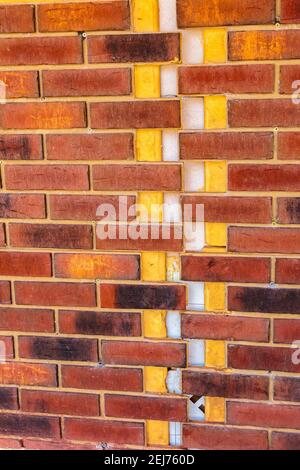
[[229, 286, 300, 314], [0, 413, 60, 438]]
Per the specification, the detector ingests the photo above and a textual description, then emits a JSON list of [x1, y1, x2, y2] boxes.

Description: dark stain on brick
[[28, 336, 97, 361], [285, 198, 300, 223], [0, 387, 18, 410], [229, 287, 300, 314], [0, 413, 58, 438], [74, 311, 141, 336], [114, 284, 185, 310], [0, 135, 33, 160]]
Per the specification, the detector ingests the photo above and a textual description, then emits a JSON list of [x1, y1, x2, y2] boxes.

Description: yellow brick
[[205, 223, 227, 247], [204, 96, 227, 129], [203, 247, 227, 253], [144, 366, 167, 393], [204, 282, 226, 311], [132, 0, 159, 32], [136, 130, 162, 162], [134, 65, 160, 98], [205, 161, 227, 193], [205, 340, 226, 368], [205, 397, 225, 422], [141, 252, 166, 282], [144, 310, 167, 338], [147, 420, 169, 446], [204, 29, 227, 64], [138, 192, 163, 223], [166, 254, 180, 282]]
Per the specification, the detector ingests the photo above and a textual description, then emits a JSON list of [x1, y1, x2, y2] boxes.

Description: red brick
[[228, 344, 300, 373], [0, 5, 34, 33], [0, 336, 14, 360], [0, 252, 51, 278], [276, 258, 300, 284], [19, 336, 98, 362], [278, 132, 300, 159], [0, 135, 42, 160], [0, 307, 54, 333], [180, 132, 274, 160], [0, 387, 18, 410], [230, 99, 300, 128], [22, 439, 95, 451], [0, 282, 11, 305], [182, 196, 272, 224], [0, 103, 86, 130], [43, 69, 131, 97], [0, 226, 5, 248], [88, 33, 179, 63], [21, 390, 99, 417], [0, 362, 57, 387], [229, 164, 300, 191], [182, 371, 269, 400], [0, 413, 60, 439], [274, 319, 300, 343], [0, 438, 22, 449], [183, 424, 268, 450], [90, 101, 180, 129], [15, 282, 96, 308], [38, 1, 130, 32], [0, 37, 82, 66], [62, 365, 142, 392], [277, 197, 300, 223], [229, 31, 300, 61], [179, 65, 274, 94], [46, 133, 134, 161], [280, 65, 300, 94], [274, 376, 300, 402], [64, 418, 144, 446], [0, 194, 45, 219], [0, 72, 38, 99], [102, 340, 186, 367], [93, 164, 181, 190], [228, 401, 300, 430], [281, 0, 300, 23], [271, 432, 300, 450], [229, 286, 300, 314], [229, 227, 300, 254], [181, 314, 269, 342], [105, 394, 187, 422], [181, 255, 270, 283], [9, 224, 93, 250], [59, 310, 141, 337], [100, 283, 186, 310]]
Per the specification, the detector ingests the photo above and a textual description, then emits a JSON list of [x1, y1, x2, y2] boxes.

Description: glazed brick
[[181, 196, 272, 224], [59, 310, 141, 337], [102, 340, 186, 368], [227, 402, 300, 430], [280, 65, 300, 94], [0, 252, 51, 277], [0, 307, 54, 333], [62, 365, 142, 392], [0, 194, 45, 219], [0, 413, 60, 439], [42, 69, 131, 97], [93, 164, 181, 190], [0, 387, 18, 410], [181, 256, 270, 283], [228, 344, 300, 373], [0, 37, 82, 66], [19, 336, 98, 362], [181, 314, 269, 342], [229, 100, 300, 128], [180, 132, 274, 160], [277, 198, 300, 224], [15, 282, 96, 308], [91, 101, 180, 129], [88, 33, 179, 63], [182, 424, 268, 450], [274, 319, 300, 343], [274, 377, 300, 402], [278, 132, 300, 159], [100, 284, 186, 310], [271, 432, 300, 450], [0, 103, 86, 130], [0, 5, 34, 33], [182, 371, 269, 400], [281, 0, 300, 23], [0, 135, 42, 161], [229, 31, 300, 61], [276, 259, 300, 284], [229, 227, 300, 254], [0, 363, 57, 387], [64, 418, 144, 446], [38, 1, 130, 32], [46, 133, 134, 161], [105, 394, 187, 422], [21, 390, 99, 417], [229, 286, 300, 314], [9, 224, 93, 250], [0, 72, 38, 99], [50, 195, 135, 221], [229, 164, 300, 191], [179, 65, 275, 94], [0, 282, 11, 305]]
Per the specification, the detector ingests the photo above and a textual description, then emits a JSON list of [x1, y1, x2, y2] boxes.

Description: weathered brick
[[0, 387, 18, 410], [0, 194, 45, 219], [229, 227, 300, 253], [277, 198, 300, 224], [0, 363, 57, 387], [229, 164, 300, 191], [274, 319, 300, 344], [0, 5, 34, 33], [0, 135, 42, 161], [276, 258, 300, 284], [228, 402, 300, 430], [21, 390, 99, 416], [274, 376, 300, 402], [0, 307, 54, 333], [281, 0, 300, 23], [0, 252, 51, 278], [278, 132, 300, 159], [271, 432, 300, 450], [229, 286, 300, 314], [0, 336, 14, 359], [229, 100, 300, 127], [0, 282, 11, 305], [0, 413, 60, 439], [0, 72, 38, 99]]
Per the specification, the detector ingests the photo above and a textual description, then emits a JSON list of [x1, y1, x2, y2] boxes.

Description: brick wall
[[0, 0, 299, 450]]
